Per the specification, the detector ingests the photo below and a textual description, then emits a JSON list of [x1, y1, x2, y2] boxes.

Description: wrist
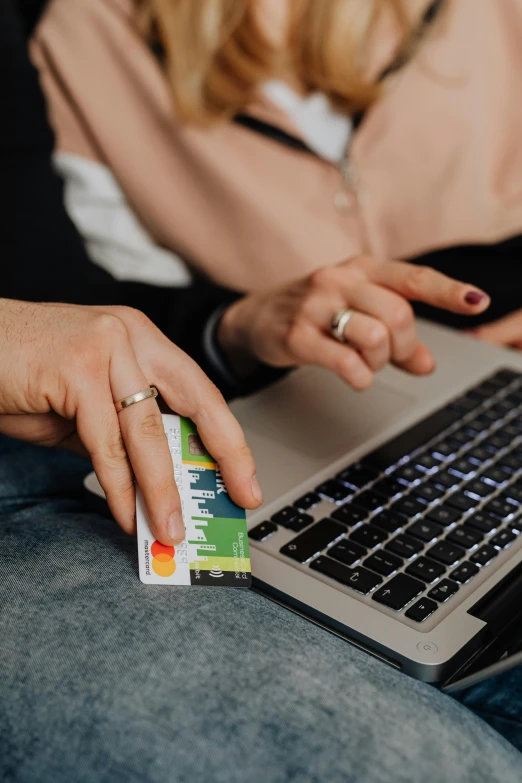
[[217, 299, 261, 377]]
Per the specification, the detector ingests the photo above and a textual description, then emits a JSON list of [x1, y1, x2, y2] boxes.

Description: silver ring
[[114, 386, 158, 413], [330, 308, 354, 343]]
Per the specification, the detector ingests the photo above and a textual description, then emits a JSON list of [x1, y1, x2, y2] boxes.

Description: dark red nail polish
[[465, 291, 486, 306]]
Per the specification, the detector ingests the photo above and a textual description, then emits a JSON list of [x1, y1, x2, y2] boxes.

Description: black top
[[1, 0, 268, 398]]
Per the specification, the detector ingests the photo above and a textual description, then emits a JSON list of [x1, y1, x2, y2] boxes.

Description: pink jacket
[[32, 0, 522, 292]]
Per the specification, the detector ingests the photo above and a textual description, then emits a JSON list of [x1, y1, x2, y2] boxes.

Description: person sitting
[[24, 0, 522, 341]]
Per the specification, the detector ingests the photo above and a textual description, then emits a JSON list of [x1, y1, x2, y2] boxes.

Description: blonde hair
[[138, 0, 440, 125]]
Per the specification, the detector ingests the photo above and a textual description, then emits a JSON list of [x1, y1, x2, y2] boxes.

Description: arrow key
[[372, 573, 424, 610], [405, 597, 438, 623], [427, 578, 460, 603]]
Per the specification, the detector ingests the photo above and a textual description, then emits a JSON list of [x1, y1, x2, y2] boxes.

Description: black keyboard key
[[484, 498, 516, 520], [466, 416, 492, 435], [499, 454, 522, 473], [467, 383, 496, 401], [415, 454, 439, 471], [509, 516, 522, 532], [426, 506, 461, 526], [272, 506, 298, 527], [408, 519, 443, 542], [315, 480, 352, 502], [364, 407, 460, 472], [372, 510, 405, 534], [505, 485, 522, 504], [286, 513, 315, 532], [466, 512, 499, 534], [493, 369, 522, 383], [490, 399, 513, 416], [434, 471, 460, 489], [364, 551, 403, 577], [415, 482, 445, 503], [372, 573, 424, 610], [450, 395, 482, 413], [484, 435, 512, 454], [482, 407, 503, 423], [506, 389, 522, 405], [446, 525, 483, 549], [445, 492, 478, 513], [249, 521, 278, 541], [309, 556, 382, 594], [330, 503, 368, 527], [482, 467, 511, 486], [462, 479, 494, 498], [350, 524, 388, 549], [372, 478, 404, 499], [385, 534, 423, 559], [280, 519, 345, 563], [467, 446, 491, 465], [470, 545, 498, 566], [405, 556, 446, 583], [450, 561, 480, 584], [451, 429, 474, 446], [391, 496, 426, 518], [428, 579, 459, 602], [427, 541, 465, 566], [328, 540, 367, 566], [432, 441, 457, 459], [394, 465, 424, 484], [449, 458, 477, 478], [355, 491, 386, 513], [294, 492, 321, 511], [491, 529, 517, 549], [405, 597, 438, 622], [337, 465, 379, 489]]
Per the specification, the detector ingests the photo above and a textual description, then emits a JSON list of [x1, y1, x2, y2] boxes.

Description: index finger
[[156, 358, 262, 511], [371, 261, 490, 315]]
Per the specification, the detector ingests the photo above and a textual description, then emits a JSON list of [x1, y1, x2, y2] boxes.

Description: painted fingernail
[[465, 291, 487, 306], [167, 511, 185, 543], [251, 474, 263, 503]]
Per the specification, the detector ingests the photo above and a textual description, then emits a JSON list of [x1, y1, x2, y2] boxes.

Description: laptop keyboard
[[249, 369, 522, 624]]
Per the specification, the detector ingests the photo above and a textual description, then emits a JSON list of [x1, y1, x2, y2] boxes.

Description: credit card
[[137, 414, 251, 587]]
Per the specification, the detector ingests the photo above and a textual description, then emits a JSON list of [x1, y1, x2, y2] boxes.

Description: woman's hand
[[218, 256, 490, 389], [0, 299, 261, 545], [471, 310, 522, 349]]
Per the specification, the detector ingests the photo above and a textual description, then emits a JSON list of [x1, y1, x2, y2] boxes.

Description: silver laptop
[[86, 319, 522, 691]]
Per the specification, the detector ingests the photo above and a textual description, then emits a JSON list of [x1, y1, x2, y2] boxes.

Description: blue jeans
[[0, 435, 521, 783]]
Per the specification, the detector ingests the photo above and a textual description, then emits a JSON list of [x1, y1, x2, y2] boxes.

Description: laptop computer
[[85, 318, 522, 691]]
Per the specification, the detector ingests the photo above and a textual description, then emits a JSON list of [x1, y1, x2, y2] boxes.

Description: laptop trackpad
[[231, 367, 415, 507]]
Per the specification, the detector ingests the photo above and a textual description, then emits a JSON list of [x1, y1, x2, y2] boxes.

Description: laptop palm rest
[[231, 367, 414, 508]]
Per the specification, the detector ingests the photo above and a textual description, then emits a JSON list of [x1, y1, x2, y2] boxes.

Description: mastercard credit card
[[136, 414, 251, 587]]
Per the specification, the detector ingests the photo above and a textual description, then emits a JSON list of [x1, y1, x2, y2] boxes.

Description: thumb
[[0, 412, 76, 447], [474, 311, 522, 347]]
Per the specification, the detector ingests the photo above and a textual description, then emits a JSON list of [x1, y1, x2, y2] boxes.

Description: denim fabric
[[0, 436, 521, 783]]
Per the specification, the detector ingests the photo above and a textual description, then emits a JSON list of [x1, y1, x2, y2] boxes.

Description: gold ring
[[114, 386, 158, 413]]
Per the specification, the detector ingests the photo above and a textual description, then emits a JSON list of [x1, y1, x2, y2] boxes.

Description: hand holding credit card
[[137, 414, 252, 587]]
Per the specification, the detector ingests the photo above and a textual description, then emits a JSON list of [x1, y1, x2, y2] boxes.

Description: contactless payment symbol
[[209, 566, 224, 578], [151, 541, 176, 577]]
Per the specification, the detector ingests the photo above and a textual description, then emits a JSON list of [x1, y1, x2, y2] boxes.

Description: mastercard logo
[[151, 541, 177, 577]]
